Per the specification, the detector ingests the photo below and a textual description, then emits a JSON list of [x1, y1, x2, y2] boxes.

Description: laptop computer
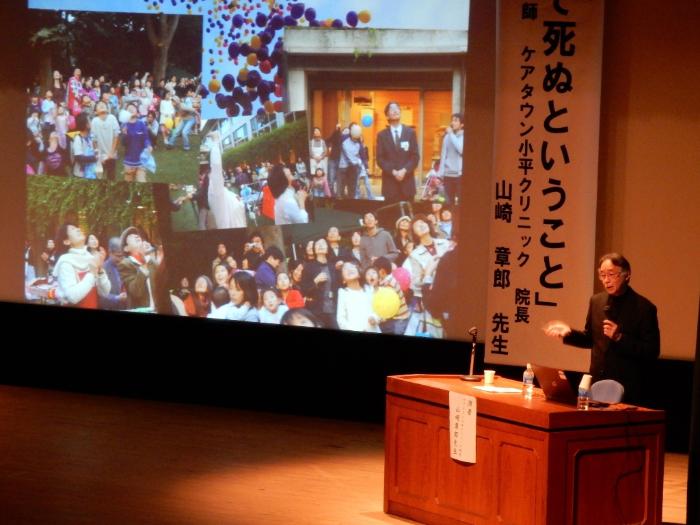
[[531, 364, 578, 405]]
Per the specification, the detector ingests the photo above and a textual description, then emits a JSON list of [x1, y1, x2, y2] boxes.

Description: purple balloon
[[304, 7, 316, 22], [215, 93, 227, 109], [256, 45, 269, 61], [255, 12, 267, 28], [228, 42, 240, 59], [239, 43, 251, 57], [232, 14, 245, 28], [331, 18, 344, 29], [283, 15, 298, 26], [260, 30, 273, 45], [226, 104, 240, 117], [269, 14, 284, 31], [232, 87, 245, 100], [269, 50, 283, 66], [257, 107, 266, 117], [346, 11, 358, 27], [199, 85, 209, 98], [309, 20, 320, 27], [221, 74, 235, 92], [247, 70, 262, 86], [290, 3, 305, 19]]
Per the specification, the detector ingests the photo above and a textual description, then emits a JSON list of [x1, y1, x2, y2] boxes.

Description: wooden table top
[[387, 374, 665, 431]]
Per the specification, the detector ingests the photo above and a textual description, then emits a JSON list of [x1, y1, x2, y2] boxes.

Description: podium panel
[[384, 375, 665, 525]]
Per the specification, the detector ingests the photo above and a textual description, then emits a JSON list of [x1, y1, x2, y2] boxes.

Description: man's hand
[[543, 320, 572, 339], [602, 320, 622, 341]]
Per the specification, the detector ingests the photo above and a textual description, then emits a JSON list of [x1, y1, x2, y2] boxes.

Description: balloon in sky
[[255, 12, 267, 28], [304, 7, 316, 22], [290, 3, 305, 19], [221, 74, 235, 92], [346, 11, 358, 27], [232, 14, 245, 28]]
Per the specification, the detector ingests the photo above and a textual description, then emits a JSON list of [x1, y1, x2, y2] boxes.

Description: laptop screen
[[532, 365, 578, 405]]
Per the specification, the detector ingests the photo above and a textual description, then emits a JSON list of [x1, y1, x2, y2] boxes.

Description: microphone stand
[[461, 327, 481, 382]]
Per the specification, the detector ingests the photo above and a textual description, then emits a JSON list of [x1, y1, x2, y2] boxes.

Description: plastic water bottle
[[577, 374, 592, 411], [522, 363, 534, 400]]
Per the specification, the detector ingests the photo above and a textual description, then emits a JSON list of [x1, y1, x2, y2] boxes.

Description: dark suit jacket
[[564, 287, 660, 404], [376, 125, 419, 203]]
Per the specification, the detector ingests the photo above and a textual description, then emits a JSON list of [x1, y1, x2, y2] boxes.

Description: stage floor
[[0, 386, 688, 524]]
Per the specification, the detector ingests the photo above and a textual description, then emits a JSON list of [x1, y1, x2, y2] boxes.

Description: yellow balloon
[[372, 287, 401, 319], [208, 78, 221, 93], [239, 67, 249, 81], [246, 53, 258, 67], [250, 35, 262, 49], [358, 10, 371, 24], [164, 118, 174, 130]]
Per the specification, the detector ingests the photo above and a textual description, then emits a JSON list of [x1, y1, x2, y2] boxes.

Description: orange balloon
[[323, 18, 334, 27], [246, 53, 258, 66], [239, 68, 249, 81], [250, 35, 262, 49], [264, 100, 275, 113], [358, 10, 371, 24], [208, 78, 221, 93]]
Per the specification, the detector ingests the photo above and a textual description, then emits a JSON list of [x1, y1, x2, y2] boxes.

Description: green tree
[[222, 118, 309, 169], [27, 178, 158, 243], [29, 10, 201, 93]]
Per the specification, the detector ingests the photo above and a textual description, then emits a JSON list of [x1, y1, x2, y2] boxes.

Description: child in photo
[[276, 272, 305, 309], [310, 168, 331, 198], [207, 286, 231, 319], [218, 271, 259, 322], [336, 262, 380, 333], [259, 288, 289, 324]]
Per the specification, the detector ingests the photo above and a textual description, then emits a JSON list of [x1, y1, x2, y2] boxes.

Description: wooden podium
[[384, 375, 665, 525]]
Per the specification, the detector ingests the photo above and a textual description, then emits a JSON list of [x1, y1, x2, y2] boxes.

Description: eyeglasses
[[598, 271, 622, 281]]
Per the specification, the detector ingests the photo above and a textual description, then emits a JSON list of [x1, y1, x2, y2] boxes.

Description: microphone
[[461, 326, 481, 382], [603, 298, 616, 321]]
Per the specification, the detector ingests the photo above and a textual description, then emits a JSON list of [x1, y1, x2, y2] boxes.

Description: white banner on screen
[[486, 0, 604, 371]]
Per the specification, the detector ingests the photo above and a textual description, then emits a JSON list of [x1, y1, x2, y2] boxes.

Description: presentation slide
[[17, 0, 476, 341]]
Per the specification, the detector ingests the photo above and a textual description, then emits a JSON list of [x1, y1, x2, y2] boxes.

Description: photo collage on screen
[[25, 0, 468, 340]]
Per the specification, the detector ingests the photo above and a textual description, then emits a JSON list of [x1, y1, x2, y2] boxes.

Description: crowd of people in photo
[[169, 100, 463, 232], [25, 224, 162, 312], [170, 203, 457, 337], [26, 68, 203, 180], [171, 132, 311, 230], [299, 102, 464, 206]]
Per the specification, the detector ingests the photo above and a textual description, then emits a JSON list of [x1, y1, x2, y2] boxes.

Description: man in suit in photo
[[376, 102, 420, 203]]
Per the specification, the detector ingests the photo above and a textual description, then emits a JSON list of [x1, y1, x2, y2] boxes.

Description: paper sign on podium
[[449, 391, 476, 463]]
